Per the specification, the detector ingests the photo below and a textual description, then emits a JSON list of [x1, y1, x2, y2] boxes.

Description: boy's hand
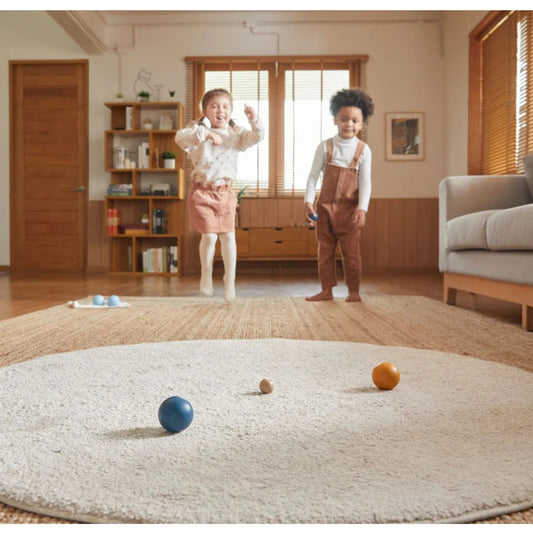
[[304, 202, 317, 227], [244, 104, 256, 122], [354, 209, 366, 229], [206, 131, 223, 145]]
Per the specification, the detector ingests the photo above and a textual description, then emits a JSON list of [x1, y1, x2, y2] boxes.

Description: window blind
[[281, 68, 350, 194], [470, 10, 533, 174], [517, 12, 533, 168], [481, 12, 517, 174]]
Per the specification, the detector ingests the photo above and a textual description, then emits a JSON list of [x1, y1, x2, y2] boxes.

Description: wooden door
[[9, 60, 88, 272]]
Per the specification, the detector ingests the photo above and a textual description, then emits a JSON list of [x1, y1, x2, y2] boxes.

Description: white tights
[[199, 232, 236, 302]]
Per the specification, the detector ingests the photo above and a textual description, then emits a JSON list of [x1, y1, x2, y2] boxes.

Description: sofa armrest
[[439, 175, 531, 272]]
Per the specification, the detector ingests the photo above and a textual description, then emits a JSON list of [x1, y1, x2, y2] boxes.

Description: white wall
[[0, 10, 483, 266]]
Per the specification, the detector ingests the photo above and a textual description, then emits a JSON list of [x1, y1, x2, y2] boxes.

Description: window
[[469, 11, 533, 174], [185, 56, 368, 196]]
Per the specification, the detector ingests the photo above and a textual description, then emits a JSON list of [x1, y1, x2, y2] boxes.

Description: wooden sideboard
[[215, 227, 318, 260]]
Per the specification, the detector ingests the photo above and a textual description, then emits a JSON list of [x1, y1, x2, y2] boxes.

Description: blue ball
[[92, 294, 105, 306], [107, 295, 120, 307], [309, 213, 319, 221], [158, 396, 194, 433]]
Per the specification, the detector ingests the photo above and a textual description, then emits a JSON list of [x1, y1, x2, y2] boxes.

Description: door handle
[[70, 186, 86, 192]]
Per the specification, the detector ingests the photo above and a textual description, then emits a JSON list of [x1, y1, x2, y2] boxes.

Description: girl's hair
[[329, 89, 375, 122], [201, 88, 233, 110], [199, 88, 236, 127]]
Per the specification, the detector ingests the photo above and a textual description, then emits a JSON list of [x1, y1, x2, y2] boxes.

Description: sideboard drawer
[[216, 227, 317, 260], [250, 227, 310, 242], [250, 238, 309, 257]]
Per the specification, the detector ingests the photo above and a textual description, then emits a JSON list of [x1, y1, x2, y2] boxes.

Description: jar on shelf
[[114, 145, 128, 169]]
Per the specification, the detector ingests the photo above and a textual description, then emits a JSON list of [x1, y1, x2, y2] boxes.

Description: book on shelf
[[125, 106, 133, 130], [106, 208, 119, 235], [122, 224, 149, 235], [142, 246, 178, 273], [107, 183, 133, 196], [170, 245, 178, 272]]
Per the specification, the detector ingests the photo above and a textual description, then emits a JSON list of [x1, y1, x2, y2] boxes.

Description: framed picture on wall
[[385, 112, 424, 161]]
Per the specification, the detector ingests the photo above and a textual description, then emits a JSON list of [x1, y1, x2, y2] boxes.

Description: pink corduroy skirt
[[187, 181, 237, 234]]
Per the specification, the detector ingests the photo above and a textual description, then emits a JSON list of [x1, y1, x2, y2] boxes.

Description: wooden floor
[[0, 266, 524, 327]]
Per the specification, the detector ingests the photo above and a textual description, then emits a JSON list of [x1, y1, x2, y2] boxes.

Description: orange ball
[[372, 362, 400, 390]]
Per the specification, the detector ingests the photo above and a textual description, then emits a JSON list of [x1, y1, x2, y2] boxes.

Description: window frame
[[185, 55, 368, 196]]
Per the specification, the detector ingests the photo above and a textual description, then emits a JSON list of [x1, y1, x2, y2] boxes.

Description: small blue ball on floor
[[92, 295, 105, 306], [158, 396, 194, 433], [107, 295, 120, 306]]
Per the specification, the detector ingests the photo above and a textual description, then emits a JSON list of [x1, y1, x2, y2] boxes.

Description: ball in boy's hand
[[309, 213, 319, 221]]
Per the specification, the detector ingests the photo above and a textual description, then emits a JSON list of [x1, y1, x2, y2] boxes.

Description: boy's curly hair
[[329, 89, 375, 122]]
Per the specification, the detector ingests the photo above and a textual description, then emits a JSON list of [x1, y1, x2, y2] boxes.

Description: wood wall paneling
[[88, 197, 439, 275]]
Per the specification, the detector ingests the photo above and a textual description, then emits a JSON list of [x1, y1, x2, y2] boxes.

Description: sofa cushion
[[524, 153, 533, 200], [486, 203, 533, 250], [446, 210, 499, 250]]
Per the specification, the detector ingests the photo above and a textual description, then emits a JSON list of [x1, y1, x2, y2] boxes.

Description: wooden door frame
[[9, 59, 89, 272]]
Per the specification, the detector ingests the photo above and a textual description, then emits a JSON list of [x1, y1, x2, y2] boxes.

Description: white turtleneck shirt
[[304, 135, 372, 212]]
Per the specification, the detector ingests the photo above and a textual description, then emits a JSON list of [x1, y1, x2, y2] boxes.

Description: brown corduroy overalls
[[315, 138, 366, 293]]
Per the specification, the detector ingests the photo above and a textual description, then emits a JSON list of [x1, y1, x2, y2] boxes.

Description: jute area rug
[[0, 295, 532, 524]]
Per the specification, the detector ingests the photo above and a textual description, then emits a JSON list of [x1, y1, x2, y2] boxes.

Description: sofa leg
[[522, 305, 533, 331], [444, 285, 457, 305]]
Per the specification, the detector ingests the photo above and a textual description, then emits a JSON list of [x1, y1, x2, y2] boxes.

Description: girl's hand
[[206, 131, 223, 145], [354, 209, 366, 229], [244, 104, 256, 122], [304, 202, 317, 228]]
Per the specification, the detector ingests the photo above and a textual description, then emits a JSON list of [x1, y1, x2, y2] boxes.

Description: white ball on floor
[[107, 295, 120, 307], [92, 295, 105, 306]]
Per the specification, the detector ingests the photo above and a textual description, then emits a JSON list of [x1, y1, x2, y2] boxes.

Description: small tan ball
[[372, 362, 400, 390], [259, 378, 274, 394]]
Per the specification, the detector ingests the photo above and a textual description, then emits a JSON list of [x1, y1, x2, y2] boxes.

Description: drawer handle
[[275, 240, 283, 244]]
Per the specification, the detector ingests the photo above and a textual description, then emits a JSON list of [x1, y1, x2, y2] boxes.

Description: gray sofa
[[439, 166, 533, 330]]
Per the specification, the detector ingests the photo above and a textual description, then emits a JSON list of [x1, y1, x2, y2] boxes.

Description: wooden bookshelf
[[104, 101, 185, 275]]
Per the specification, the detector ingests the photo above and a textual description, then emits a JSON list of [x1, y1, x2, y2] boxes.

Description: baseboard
[[0, 265, 10, 272]]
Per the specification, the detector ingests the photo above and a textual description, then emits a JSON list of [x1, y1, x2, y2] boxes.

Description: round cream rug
[[0, 339, 531, 523]]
